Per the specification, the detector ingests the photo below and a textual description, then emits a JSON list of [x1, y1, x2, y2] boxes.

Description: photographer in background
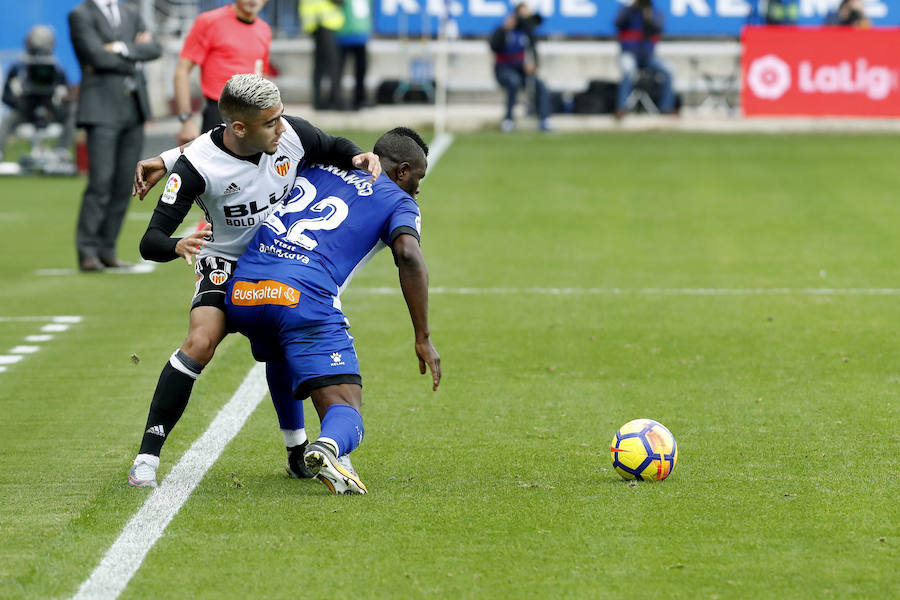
[[614, 0, 675, 119], [489, 2, 551, 133], [825, 0, 871, 26], [0, 25, 74, 164]]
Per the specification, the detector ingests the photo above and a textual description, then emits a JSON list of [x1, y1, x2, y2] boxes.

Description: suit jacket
[[68, 0, 162, 126]]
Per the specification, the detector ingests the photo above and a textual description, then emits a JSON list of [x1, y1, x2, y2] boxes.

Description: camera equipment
[[516, 13, 543, 29]]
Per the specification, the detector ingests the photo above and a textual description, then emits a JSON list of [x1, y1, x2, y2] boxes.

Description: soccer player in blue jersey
[[226, 127, 441, 494]]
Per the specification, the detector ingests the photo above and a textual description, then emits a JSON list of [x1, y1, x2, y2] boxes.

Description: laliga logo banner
[[742, 26, 900, 117]]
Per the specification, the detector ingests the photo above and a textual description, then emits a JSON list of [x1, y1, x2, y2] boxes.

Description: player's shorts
[[192, 256, 236, 310], [225, 277, 362, 400]]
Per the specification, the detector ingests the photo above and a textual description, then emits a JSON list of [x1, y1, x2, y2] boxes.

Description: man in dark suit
[[69, 0, 161, 271]]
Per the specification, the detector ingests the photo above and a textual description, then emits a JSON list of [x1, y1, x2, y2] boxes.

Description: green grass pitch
[[0, 131, 897, 598]]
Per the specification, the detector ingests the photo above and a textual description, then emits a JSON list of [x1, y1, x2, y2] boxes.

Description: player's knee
[[182, 332, 218, 364]]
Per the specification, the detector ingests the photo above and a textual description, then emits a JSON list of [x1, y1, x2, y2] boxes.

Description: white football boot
[[303, 441, 367, 495], [128, 454, 159, 488]]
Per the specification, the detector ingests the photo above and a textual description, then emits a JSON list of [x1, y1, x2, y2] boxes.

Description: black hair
[[374, 127, 429, 166]]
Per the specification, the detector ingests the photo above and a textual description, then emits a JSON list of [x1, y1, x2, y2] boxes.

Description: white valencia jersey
[[141, 118, 362, 264], [179, 126, 299, 260]]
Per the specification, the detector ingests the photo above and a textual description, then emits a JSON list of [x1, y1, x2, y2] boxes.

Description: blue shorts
[[225, 278, 361, 399]]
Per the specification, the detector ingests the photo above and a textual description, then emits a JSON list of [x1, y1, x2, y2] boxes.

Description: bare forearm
[[173, 60, 194, 115], [398, 256, 431, 341]]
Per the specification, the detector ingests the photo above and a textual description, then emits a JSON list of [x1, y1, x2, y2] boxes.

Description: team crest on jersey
[[273, 155, 290, 177], [208, 270, 228, 286], [161, 173, 181, 204]]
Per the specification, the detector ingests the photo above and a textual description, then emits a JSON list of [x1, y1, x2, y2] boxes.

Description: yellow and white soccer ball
[[610, 419, 678, 481]]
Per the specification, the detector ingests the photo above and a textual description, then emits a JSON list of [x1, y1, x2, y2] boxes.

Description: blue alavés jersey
[[234, 163, 421, 309]]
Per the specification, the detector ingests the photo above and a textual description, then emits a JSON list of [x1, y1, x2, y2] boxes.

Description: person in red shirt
[[174, 0, 272, 144]]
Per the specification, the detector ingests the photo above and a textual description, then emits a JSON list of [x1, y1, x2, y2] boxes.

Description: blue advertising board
[[374, 0, 899, 37]]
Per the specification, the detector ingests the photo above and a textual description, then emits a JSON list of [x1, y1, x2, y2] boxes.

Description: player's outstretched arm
[[393, 233, 441, 391], [132, 145, 189, 199], [132, 156, 166, 199]]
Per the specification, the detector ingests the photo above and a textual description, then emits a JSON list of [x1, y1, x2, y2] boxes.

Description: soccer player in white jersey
[[127, 74, 381, 488], [226, 127, 441, 494]]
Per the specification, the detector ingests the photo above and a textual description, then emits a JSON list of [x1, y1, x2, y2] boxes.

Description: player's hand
[[177, 120, 200, 145], [134, 32, 152, 44], [352, 152, 382, 183], [132, 156, 167, 200], [415, 338, 441, 391], [175, 223, 211, 266]]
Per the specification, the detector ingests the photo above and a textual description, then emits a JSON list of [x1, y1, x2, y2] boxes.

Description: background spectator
[[825, 0, 871, 26], [0, 25, 74, 164], [337, 0, 372, 111], [174, 0, 272, 145], [614, 0, 675, 119], [68, 0, 161, 272], [300, 0, 345, 110], [489, 2, 551, 132]]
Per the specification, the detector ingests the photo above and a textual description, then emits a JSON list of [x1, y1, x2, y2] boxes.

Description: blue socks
[[266, 361, 305, 438], [318, 404, 364, 456]]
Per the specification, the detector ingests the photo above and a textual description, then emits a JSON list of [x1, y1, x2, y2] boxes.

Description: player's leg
[[225, 279, 316, 479], [128, 306, 226, 487], [265, 360, 314, 479], [129, 258, 235, 487], [267, 298, 365, 493], [304, 384, 367, 495]]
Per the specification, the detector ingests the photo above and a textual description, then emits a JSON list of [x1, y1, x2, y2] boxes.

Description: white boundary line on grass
[[71, 133, 457, 600], [72, 363, 268, 600], [0, 316, 82, 374], [426, 132, 454, 176], [348, 286, 900, 296]]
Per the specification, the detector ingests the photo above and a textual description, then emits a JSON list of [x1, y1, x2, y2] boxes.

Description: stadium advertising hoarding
[[742, 26, 900, 117], [373, 0, 897, 36]]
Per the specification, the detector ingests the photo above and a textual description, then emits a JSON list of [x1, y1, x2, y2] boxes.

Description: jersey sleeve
[[284, 115, 362, 171], [179, 14, 210, 65], [386, 197, 422, 245], [139, 156, 206, 262]]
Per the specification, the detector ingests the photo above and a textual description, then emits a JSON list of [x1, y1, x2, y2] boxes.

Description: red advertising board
[[741, 26, 900, 117]]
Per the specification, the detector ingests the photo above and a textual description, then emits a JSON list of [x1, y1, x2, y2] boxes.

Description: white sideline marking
[[72, 362, 268, 600], [36, 262, 157, 276], [10, 345, 39, 354], [0, 315, 82, 323], [54, 316, 84, 323], [347, 286, 900, 297], [25, 335, 53, 342], [426, 133, 454, 176], [72, 136, 460, 597], [0, 315, 81, 375]]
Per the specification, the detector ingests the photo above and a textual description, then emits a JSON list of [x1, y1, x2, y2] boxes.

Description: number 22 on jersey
[[263, 176, 348, 251]]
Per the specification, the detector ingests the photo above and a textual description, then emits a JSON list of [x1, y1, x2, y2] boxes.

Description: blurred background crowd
[[0, 0, 895, 170]]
